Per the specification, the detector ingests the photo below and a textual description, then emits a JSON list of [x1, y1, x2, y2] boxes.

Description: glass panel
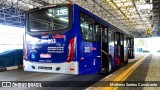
[[93, 24, 101, 42], [80, 13, 93, 41], [102, 26, 108, 43], [29, 6, 69, 32], [120, 34, 124, 45], [108, 28, 114, 60]]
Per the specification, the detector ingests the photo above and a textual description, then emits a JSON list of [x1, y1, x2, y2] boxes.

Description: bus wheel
[[106, 57, 112, 74]]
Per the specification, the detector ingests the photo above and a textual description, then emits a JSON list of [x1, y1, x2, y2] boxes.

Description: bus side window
[[93, 23, 101, 42], [80, 13, 94, 41], [102, 25, 108, 43]]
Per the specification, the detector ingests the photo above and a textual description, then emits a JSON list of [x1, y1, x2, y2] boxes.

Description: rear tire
[[106, 57, 113, 74]]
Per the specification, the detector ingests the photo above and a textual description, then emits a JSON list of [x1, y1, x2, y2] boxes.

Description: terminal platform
[[87, 53, 160, 90]]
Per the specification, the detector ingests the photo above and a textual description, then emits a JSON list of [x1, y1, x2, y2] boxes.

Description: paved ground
[[118, 54, 152, 90], [0, 69, 106, 90], [143, 53, 160, 90], [119, 53, 160, 90]]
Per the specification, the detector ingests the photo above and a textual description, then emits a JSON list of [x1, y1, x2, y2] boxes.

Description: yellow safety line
[[102, 50, 108, 55], [103, 54, 149, 90]]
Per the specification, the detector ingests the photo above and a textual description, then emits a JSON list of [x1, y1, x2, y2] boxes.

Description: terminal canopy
[[0, 0, 160, 37]]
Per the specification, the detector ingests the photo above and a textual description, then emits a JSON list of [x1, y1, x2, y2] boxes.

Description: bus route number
[[57, 9, 68, 16]]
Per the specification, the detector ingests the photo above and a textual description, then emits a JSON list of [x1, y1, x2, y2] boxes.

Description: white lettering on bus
[[33, 39, 56, 45]]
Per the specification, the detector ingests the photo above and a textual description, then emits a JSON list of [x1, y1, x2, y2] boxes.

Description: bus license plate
[[38, 66, 52, 70]]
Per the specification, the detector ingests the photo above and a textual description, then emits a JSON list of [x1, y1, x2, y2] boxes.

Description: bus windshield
[[28, 6, 69, 32]]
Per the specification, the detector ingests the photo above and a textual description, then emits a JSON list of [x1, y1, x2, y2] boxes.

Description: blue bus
[[23, 3, 134, 74]]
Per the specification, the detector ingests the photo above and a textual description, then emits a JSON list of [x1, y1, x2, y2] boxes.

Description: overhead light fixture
[[136, 4, 152, 10], [145, 0, 150, 3]]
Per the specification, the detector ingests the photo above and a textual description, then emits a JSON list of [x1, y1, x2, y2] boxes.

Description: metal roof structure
[[0, 0, 159, 38]]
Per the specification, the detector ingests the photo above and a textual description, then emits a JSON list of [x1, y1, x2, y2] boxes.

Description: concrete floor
[[143, 53, 160, 90], [0, 69, 106, 90]]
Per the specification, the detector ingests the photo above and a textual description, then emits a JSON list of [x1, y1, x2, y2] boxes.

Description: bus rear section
[[23, 4, 79, 74]]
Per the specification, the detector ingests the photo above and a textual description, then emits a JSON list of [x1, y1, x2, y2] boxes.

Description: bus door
[[126, 38, 130, 59], [124, 35, 128, 63], [92, 24, 101, 73], [127, 37, 134, 59], [101, 26, 109, 73], [129, 38, 134, 59], [120, 33, 124, 63], [114, 32, 121, 65], [131, 38, 135, 58]]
